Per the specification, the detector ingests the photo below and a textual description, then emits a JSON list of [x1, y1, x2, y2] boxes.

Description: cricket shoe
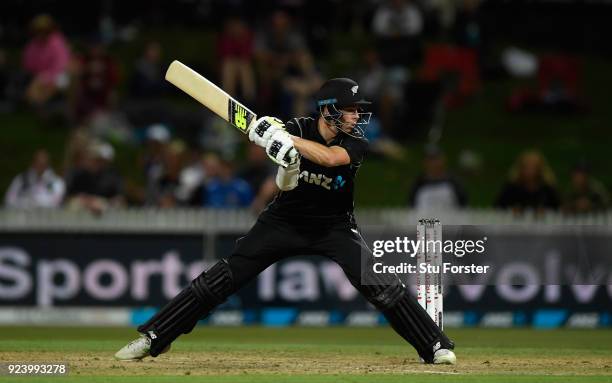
[[433, 349, 456, 365], [114, 334, 170, 361]]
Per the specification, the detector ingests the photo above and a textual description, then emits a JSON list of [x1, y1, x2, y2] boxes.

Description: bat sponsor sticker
[[229, 100, 254, 133]]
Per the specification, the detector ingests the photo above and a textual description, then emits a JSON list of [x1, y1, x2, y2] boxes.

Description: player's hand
[[248, 116, 285, 148], [266, 130, 299, 168]]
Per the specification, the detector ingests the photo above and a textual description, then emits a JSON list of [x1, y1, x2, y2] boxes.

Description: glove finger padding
[[248, 116, 285, 148], [285, 148, 299, 165], [266, 131, 296, 168]]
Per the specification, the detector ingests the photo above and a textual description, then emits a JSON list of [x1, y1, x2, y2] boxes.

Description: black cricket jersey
[[262, 116, 368, 224]]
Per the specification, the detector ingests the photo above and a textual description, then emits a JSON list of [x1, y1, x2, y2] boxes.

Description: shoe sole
[[113, 344, 171, 362]]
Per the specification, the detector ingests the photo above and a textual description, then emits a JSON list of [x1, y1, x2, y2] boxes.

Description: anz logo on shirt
[[299, 171, 346, 191]]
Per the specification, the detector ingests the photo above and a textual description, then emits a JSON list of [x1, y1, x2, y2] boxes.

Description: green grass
[[0, 327, 611, 382]]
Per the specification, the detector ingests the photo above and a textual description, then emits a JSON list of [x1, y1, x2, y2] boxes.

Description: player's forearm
[[290, 136, 348, 167]]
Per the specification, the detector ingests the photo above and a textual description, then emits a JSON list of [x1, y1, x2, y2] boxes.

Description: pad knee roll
[[191, 259, 235, 306], [138, 259, 234, 356]]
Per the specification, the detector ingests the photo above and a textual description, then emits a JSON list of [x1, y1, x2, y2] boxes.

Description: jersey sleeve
[[284, 119, 302, 137], [339, 137, 368, 165]]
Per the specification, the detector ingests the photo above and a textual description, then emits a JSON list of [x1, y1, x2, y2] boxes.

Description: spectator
[[0, 49, 9, 111], [419, 0, 457, 35], [373, 0, 424, 38], [281, 49, 322, 118], [142, 124, 171, 203], [452, 0, 493, 76], [372, 0, 423, 66], [255, 10, 306, 77], [254, 10, 306, 114], [408, 146, 467, 211], [452, 0, 483, 50], [71, 37, 120, 123], [217, 17, 256, 102], [563, 162, 610, 215], [356, 49, 387, 102], [62, 127, 92, 176], [176, 148, 207, 205], [146, 140, 185, 208], [124, 42, 172, 130], [237, 143, 277, 212], [129, 41, 167, 99], [4, 149, 65, 209], [187, 152, 222, 206], [495, 150, 560, 214], [22, 14, 71, 107], [508, 55, 584, 114], [199, 155, 253, 208], [65, 141, 124, 214], [355, 48, 406, 158]]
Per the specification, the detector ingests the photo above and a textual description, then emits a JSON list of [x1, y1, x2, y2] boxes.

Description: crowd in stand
[[6, 138, 609, 216], [4, 126, 276, 214], [1, 2, 609, 216], [407, 146, 609, 215]]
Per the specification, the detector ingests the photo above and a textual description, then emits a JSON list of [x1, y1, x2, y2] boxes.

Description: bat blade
[[165, 60, 256, 133]]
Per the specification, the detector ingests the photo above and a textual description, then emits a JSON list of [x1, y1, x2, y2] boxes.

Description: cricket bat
[[165, 60, 256, 133]]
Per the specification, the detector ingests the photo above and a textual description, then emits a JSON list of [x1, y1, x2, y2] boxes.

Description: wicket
[[416, 219, 444, 329]]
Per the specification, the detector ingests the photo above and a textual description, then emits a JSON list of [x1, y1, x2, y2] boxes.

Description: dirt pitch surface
[[0, 327, 610, 382]]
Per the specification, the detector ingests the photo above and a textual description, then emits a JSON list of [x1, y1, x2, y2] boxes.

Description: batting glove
[[266, 130, 299, 168], [248, 116, 285, 148], [276, 156, 300, 191]]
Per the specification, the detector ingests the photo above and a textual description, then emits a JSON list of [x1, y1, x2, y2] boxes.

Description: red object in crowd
[[74, 50, 120, 120], [508, 54, 584, 113], [537, 54, 581, 98], [217, 26, 253, 61], [419, 44, 481, 107]]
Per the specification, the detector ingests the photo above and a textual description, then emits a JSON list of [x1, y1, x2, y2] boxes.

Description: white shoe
[[114, 335, 152, 361], [115, 334, 170, 361], [433, 349, 456, 365]]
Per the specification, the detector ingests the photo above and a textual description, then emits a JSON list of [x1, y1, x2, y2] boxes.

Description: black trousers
[[226, 214, 368, 292]]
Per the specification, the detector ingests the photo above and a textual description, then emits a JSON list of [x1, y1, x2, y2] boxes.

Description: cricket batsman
[[115, 78, 457, 365]]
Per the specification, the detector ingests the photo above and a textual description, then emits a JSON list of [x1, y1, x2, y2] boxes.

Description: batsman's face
[[340, 107, 360, 132]]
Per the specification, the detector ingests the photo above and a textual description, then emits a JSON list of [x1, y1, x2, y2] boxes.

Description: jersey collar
[[314, 120, 342, 147]]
